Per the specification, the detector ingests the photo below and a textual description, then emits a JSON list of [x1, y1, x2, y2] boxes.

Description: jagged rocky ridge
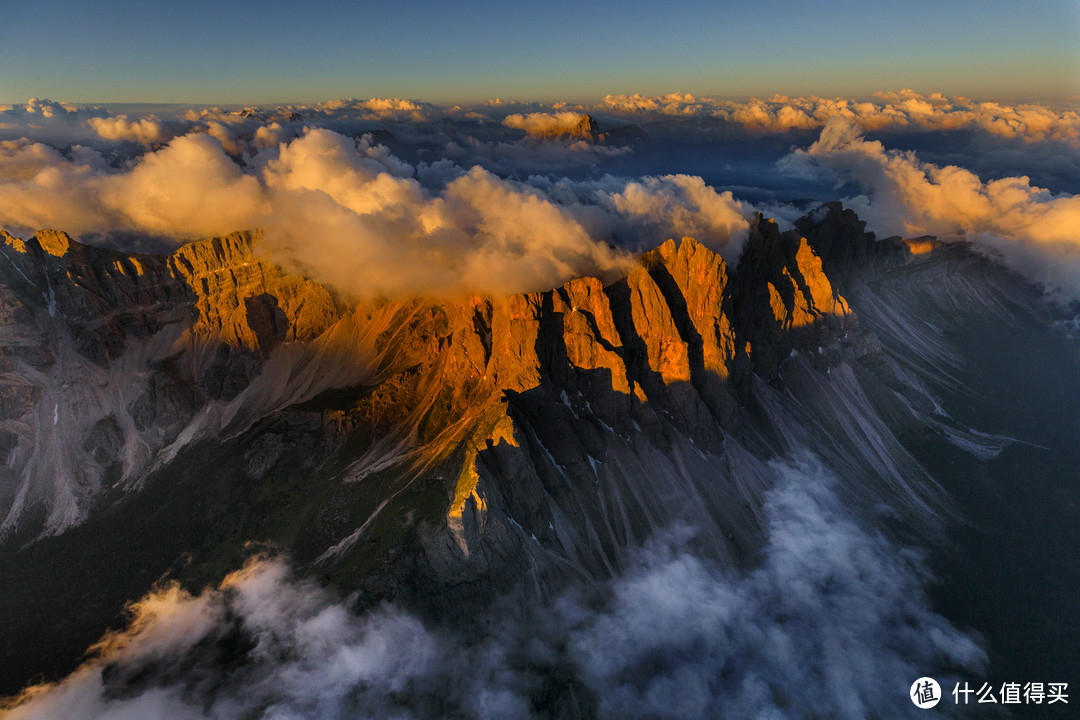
[[0, 205, 1028, 691]]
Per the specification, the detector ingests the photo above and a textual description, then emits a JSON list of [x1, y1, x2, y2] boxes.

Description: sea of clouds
[[1, 91, 1078, 298]]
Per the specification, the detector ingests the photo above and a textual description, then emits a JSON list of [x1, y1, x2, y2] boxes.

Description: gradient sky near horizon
[[1, 0, 1078, 104]]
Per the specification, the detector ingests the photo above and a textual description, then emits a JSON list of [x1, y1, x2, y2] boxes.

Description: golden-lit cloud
[[87, 115, 165, 146], [260, 130, 631, 297], [304, 98, 440, 122], [252, 122, 294, 150], [353, 97, 432, 121], [600, 174, 750, 263], [0, 134, 266, 239], [101, 133, 266, 237], [0, 127, 634, 298], [0, 140, 113, 234], [600, 92, 706, 115], [600, 90, 1080, 146], [17, 98, 81, 118], [440, 167, 631, 293], [202, 120, 245, 155], [789, 118, 1080, 295]]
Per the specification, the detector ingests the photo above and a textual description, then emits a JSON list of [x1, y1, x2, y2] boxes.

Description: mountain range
[[1, 203, 1077, 717]]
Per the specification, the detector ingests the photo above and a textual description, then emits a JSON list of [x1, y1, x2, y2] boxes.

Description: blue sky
[[1, 0, 1077, 103]]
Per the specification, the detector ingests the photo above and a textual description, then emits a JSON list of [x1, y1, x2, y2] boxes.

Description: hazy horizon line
[[4, 90, 1079, 110]]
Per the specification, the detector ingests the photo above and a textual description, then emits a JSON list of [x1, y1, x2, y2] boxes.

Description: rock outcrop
[[732, 213, 860, 380], [0, 229, 343, 537], [527, 114, 600, 143]]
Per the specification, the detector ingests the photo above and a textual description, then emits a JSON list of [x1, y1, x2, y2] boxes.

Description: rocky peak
[[641, 237, 738, 427], [33, 230, 71, 257], [420, 225, 873, 590], [168, 231, 340, 356], [529, 114, 601, 143], [520, 114, 645, 146], [0, 229, 73, 259], [0, 229, 340, 364], [1, 230, 26, 254], [795, 202, 911, 286], [732, 214, 857, 380], [0, 229, 184, 360], [572, 114, 600, 143]]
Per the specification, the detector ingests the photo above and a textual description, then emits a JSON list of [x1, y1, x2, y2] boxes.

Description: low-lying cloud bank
[[0, 453, 983, 720], [6, 91, 1078, 160], [12, 89, 1072, 146], [600, 89, 1080, 146]]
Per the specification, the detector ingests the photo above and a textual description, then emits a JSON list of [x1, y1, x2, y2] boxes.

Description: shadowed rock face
[[0, 229, 343, 540], [0, 204, 986, 692]]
